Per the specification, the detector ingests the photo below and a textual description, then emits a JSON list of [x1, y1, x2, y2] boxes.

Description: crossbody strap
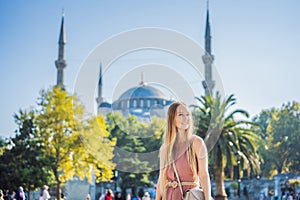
[[172, 161, 184, 199]]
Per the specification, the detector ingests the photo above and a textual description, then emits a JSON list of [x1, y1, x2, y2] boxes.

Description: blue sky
[[1, 0, 300, 138]]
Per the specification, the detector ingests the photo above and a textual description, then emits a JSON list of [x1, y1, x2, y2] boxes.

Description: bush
[[230, 181, 238, 189]]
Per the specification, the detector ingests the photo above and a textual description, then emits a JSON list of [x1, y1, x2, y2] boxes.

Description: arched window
[[133, 99, 137, 108], [140, 99, 144, 108]]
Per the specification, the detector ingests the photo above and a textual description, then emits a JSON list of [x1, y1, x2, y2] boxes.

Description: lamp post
[[114, 170, 118, 191], [235, 151, 241, 197]]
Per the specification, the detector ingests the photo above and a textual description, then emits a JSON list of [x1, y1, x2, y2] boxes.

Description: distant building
[[96, 66, 173, 119]]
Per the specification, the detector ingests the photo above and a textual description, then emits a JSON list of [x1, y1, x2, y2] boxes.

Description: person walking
[[15, 187, 27, 200], [142, 192, 151, 200], [149, 185, 156, 200], [115, 192, 122, 200], [104, 189, 113, 200], [0, 189, 4, 200], [126, 193, 131, 200], [155, 102, 213, 200], [39, 185, 50, 200]]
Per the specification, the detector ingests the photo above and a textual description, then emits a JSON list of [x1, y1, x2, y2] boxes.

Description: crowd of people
[[1, 186, 156, 200], [0, 185, 50, 200], [0, 186, 28, 200], [96, 188, 156, 200]]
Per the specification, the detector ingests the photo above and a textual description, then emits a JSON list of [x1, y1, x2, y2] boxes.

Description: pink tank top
[[165, 150, 198, 200]]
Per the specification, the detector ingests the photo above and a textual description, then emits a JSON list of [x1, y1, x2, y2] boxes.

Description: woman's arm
[[155, 174, 162, 200], [192, 136, 212, 200]]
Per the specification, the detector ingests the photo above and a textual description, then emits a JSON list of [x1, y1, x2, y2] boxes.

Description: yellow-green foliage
[[80, 114, 116, 182], [36, 86, 116, 184]]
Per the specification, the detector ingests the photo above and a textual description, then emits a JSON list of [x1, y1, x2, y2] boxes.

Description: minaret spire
[[205, 3, 211, 55], [202, 0, 215, 96], [96, 63, 104, 105], [55, 10, 67, 89], [139, 72, 147, 86]]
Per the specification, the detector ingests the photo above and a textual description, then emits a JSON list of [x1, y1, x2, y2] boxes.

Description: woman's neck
[[176, 129, 187, 144]]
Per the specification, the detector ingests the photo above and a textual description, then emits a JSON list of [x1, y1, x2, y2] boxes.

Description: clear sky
[[1, 0, 300, 138]]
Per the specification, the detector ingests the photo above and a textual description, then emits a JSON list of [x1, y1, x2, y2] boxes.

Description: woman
[[39, 185, 50, 200], [104, 189, 113, 200], [155, 102, 213, 200]]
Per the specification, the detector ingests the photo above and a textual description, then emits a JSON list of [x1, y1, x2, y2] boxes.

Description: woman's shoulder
[[190, 135, 205, 150], [159, 144, 164, 153], [190, 135, 204, 144]]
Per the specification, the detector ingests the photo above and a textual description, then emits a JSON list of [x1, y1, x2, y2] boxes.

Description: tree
[[0, 110, 51, 198], [269, 101, 300, 174], [106, 113, 164, 195], [252, 109, 277, 177], [140, 116, 165, 183], [81, 114, 116, 182], [36, 87, 115, 200], [192, 94, 262, 200], [254, 101, 300, 175], [0, 136, 6, 156]]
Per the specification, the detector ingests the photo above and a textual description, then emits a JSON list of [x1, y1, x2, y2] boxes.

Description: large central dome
[[118, 84, 167, 100], [112, 80, 173, 119]]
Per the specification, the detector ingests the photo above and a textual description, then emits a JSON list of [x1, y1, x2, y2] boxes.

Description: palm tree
[[191, 94, 262, 200]]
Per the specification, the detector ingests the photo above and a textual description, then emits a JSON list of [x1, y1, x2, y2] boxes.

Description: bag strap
[[172, 161, 184, 199]]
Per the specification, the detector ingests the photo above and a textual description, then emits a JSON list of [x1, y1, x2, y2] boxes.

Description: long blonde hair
[[158, 102, 198, 199]]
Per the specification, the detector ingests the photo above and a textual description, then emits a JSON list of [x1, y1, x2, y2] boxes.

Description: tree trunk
[[214, 145, 227, 200], [56, 178, 61, 200]]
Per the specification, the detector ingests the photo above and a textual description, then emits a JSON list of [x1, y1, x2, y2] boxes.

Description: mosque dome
[[118, 84, 167, 100], [98, 101, 111, 108], [112, 78, 173, 119]]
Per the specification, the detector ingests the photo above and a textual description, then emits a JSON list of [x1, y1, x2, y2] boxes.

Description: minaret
[[96, 63, 104, 106], [139, 72, 147, 86], [55, 11, 67, 89], [202, 1, 215, 96]]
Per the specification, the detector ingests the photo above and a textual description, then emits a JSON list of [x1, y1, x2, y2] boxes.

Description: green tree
[[107, 113, 150, 195], [0, 110, 51, 198], [140, 116, 165, 183], [36, 87, 115, 200], [106, 113, 164, 195], [269, 101, 300, 174], [252, 109, 277, 177], [192, 94, 262, 200], [255, 101, 300, 175]]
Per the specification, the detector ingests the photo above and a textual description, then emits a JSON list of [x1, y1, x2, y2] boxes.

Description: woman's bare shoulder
[[159, 143, 166, 153], [190, 135, 205, 151]]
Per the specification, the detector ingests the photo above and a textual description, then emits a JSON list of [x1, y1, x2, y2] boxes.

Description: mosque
[[53, 4, 216, 200], [96, 66, 174, 120], [55, 10, 215, 120]]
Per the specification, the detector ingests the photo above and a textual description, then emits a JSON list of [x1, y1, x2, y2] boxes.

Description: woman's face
[[174, 104, 190, 131]]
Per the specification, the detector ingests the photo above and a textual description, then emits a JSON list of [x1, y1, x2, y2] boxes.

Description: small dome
[[118, 85, 167, 100], [99, 102, 111, 108]]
